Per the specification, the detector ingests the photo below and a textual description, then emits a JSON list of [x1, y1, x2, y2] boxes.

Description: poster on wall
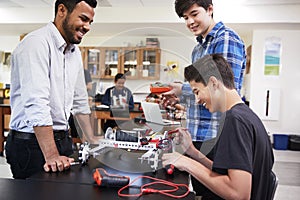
[[264, 37, 282, 76], [162, 61, 179, 83]]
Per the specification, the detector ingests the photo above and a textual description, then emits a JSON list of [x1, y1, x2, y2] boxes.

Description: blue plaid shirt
[[181, 21, 246, 141]]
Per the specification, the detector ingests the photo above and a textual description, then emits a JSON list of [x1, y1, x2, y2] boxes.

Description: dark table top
[[0, 178, 195, 200], [0, 178, 116, 200], [27, 148, 195, 199], [30, 148, 188, 184]]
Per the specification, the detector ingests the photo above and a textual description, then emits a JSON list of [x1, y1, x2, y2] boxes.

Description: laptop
[[141, 101, 181, 126]]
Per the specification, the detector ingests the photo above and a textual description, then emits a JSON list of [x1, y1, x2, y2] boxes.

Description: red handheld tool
[[93, 168, 130, 187]]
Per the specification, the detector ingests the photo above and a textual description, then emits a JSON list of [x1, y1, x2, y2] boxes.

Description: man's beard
[[62, 15, 82, 44]]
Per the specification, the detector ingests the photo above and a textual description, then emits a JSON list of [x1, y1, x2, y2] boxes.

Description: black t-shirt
[[212, 103, 274, 200]]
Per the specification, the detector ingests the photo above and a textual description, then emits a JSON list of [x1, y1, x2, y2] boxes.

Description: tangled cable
[[118, 175, 190, 198]]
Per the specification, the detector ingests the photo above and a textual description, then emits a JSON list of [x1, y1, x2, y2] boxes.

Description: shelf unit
[[80, 46, 161, 80]]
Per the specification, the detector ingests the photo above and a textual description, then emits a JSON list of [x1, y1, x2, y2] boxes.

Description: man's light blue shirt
[[10, 22, 90, 133]]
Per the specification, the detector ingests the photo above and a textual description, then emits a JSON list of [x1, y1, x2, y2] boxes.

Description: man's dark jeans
[[5, 131, 73, 179]]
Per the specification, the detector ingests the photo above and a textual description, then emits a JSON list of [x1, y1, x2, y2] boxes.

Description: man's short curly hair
[[55, 0, 97, 16]]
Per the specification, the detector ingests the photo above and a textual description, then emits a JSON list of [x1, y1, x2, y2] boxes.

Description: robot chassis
[[78, 128, 174, 172]]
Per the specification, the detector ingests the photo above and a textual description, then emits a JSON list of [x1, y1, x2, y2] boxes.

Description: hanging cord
[[118, 175, 190, 198]]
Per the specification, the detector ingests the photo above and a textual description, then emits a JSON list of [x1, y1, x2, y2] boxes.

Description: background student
[[102, 73, 134, 132]]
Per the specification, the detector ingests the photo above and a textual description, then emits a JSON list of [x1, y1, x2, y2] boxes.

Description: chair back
[[268, 171, 278, 200]]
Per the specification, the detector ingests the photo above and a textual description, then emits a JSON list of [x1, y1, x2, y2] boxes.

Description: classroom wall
[[0, 36, 19, 85], [250, 30, 300, 134], [0, 36, 20, 52]]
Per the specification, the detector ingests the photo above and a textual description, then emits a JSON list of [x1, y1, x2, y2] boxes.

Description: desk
[[0, 104, 10, 156], [28, 151, 195, 200]]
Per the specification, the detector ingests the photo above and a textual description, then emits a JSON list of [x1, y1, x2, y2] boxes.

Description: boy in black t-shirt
[[162, 54, 274, 200]]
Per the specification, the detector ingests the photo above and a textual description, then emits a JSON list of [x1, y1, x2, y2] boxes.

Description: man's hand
[[173, 127, 212, 168], [161, 94, 179, 108], [34, 126, 74, 173], [163, 82, 183, 97], [160, 82, 184, 114], [171, 127, 199, 156], [161, 82, 183, 107], [44, 156, 75, 172], [162, 152, 188, 171]]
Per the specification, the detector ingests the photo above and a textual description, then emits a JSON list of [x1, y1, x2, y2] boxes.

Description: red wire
[[118, 175, 190, 198]]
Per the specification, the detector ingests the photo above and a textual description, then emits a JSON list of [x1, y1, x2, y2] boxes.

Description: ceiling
[[0, 0, 300, 38], [1, 0, 300, 8], [1, 0, 177, 8]]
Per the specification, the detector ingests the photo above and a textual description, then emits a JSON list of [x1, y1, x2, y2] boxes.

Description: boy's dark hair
[[115, 73, 126, 82], [175, 0, 212, 18], [184, 54, 235, 89], [55, 0, 97, 16]]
